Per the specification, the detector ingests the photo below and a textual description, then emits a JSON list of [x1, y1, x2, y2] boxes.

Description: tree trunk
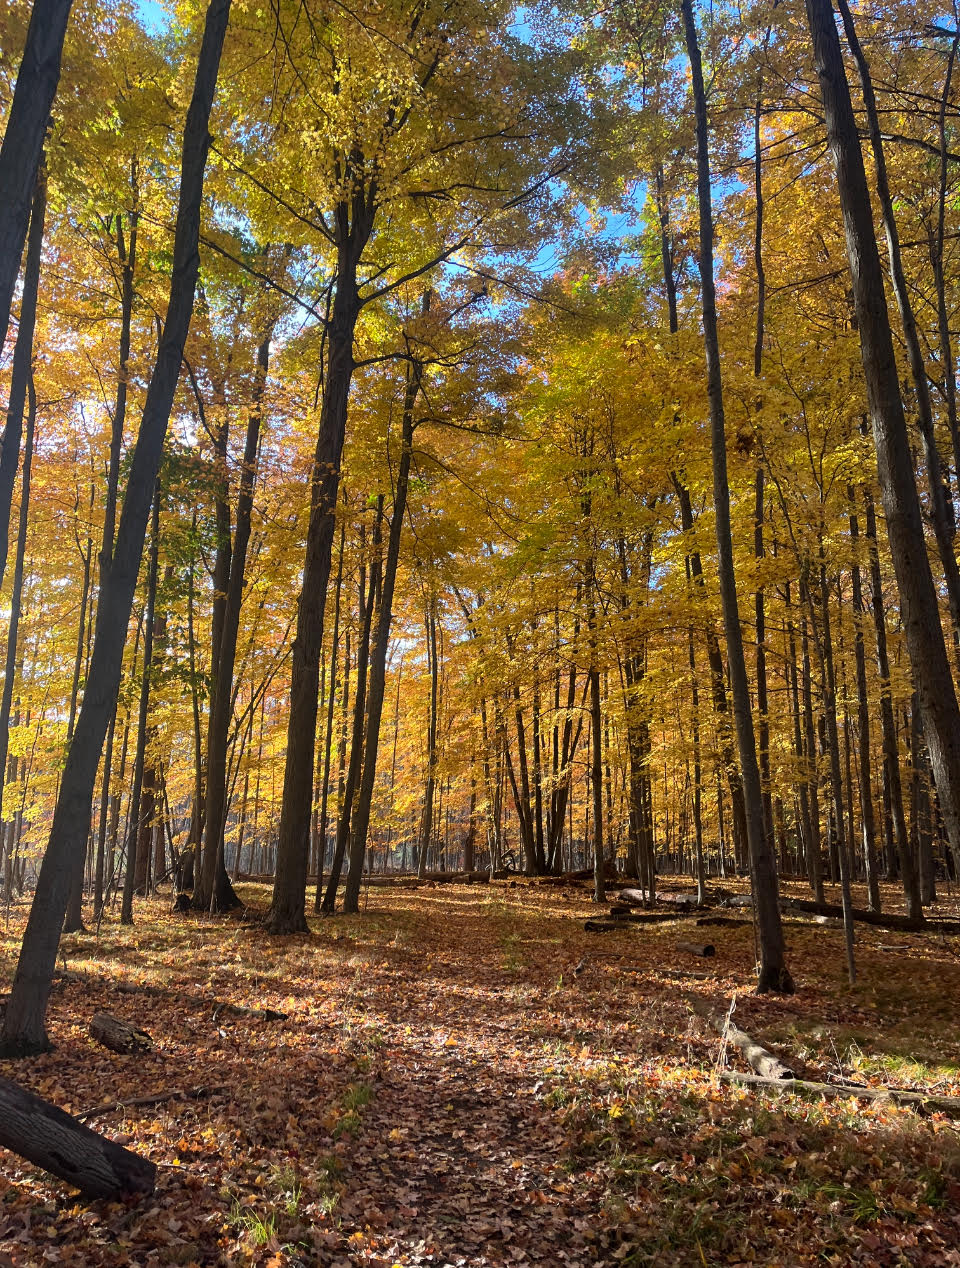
[[121, 482, 161, 925], [314, 516, 346, 910], [0, 170, 43, 846], [681, 0, 791, 993], [0, 0, 232, 1056], [195, 326, 274, 912], [343, 357, 421, 911], [269, 196, 374, 934], [0, 0, 72, 359], [864, 489, 920, 915], [417, 599, 440, 879], [0, 1074, 155, 1199], [323, 519, 380, 909], [805, 0, 960, 879], [849, 496, 881, 910]]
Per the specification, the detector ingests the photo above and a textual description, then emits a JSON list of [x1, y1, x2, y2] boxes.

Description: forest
[[1, 0, 960, 1263]]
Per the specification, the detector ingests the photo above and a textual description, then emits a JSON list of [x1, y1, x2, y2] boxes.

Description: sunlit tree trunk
[[0, 0, 72, 365], [805, 0, 960, 880], [0, 0, 232, 1055], [681, 0, 792, 992]]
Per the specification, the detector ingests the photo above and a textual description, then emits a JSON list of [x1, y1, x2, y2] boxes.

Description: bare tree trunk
[[681, 0, 791, 993], [0, 0, 231, 1055], [269, 192, 375, 934], [0, 0, 72, 363], [196, 325, 274, 912], [417, 599, 440, 879], [837, 0, 960, 638], [849, 495, 881, 910], [314, 517, 346, 910], [323, 518, 380, 909], [344, 356, 421, 911], [0, 168, 43, 849], [121, 482, 161, 925], [805, 0, 960, 879]]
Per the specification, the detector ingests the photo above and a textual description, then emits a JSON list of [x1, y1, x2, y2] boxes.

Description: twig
[[77, 1084, 227, 1122]]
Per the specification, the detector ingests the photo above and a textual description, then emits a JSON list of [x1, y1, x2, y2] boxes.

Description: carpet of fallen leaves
[[1, 875, 960, 1267]]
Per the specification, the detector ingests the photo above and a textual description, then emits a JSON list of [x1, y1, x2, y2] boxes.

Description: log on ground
[[0, 1075, 156, 1198], [721, 1070, 960, 1117], [677, 940, 716, 957], [89, 1013, 153, 1055]]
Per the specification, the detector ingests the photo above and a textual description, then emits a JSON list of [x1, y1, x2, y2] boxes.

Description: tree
[[0, 0, 233, 1056]]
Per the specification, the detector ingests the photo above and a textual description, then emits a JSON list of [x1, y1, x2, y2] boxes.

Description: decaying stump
[[89, 1013, 153, 1054], [0, 1075, 156, 1198]]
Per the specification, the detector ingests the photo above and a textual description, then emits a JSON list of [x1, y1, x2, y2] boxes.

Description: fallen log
[[677, 940, 715, 957], [726, 894, 960, 935], [89, 1013, 153, 1055], [0, 1075, 156, 1198], [78, 1084, 227, 1123], [720, 1071, 960, 1117], [211, 1002, 288, 1022], [688, 997, 794, 1079]]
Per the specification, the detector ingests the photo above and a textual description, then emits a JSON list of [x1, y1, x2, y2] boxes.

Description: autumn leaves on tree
[[0, 0, 958, 1056]]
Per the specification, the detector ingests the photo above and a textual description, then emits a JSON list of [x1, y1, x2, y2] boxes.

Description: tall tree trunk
[[837, 0, 960, 638], [0, 0, 232, 1056], [849, 495, 881, 910], [268, 190, 375, 934], [805, 0, 960, 879], [0, 169, 44, 848], [62, 484, 95, 933], [681, 0, 792, 993], [0, 0, 71, 358], [864, 487, 921, 916], [417, 600, 440, 879], [314, 516, 346, 911], [195, 326, 274, 912], [343, 358, 420, 911], [0, 161, 45, 597], [120, 482, 161, 925], [323, 521, 380, 910]]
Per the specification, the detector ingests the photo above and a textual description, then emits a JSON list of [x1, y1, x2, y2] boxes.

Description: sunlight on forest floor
[[1, 878, 959, 1266]]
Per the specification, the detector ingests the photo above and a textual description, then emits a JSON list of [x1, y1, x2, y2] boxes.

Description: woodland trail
[[1, 881, 960, 1266]]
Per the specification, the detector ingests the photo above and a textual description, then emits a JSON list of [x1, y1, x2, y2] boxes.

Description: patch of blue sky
[[136, 0, 171, 35]]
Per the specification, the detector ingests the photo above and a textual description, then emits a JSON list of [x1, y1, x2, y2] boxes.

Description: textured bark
[[0, 0, 232, 1056], [805, 0, 960, 877], [837, 0, 960, 637], [681, 0, 792, 993], [0, 1075, 155, 1198], [0, 0, 72, 356]]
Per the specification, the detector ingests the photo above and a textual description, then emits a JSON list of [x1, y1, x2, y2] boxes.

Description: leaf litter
[[0, 877, 959, 1266]]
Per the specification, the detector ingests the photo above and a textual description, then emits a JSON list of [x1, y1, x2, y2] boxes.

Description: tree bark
[[343, 357, 421, 911], [195, 326, 274, 912], [805, 0, 960, 879], [0, 0, 72, 358], [268, 190, 374, 934], [681, 0, 792, 993], [0, 0, 232, 1056], [120, 481, 161, 925], [0, 1074, 155, 1199]]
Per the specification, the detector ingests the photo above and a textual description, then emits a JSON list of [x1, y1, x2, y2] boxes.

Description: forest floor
[[1, 876, 960, 1267]]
